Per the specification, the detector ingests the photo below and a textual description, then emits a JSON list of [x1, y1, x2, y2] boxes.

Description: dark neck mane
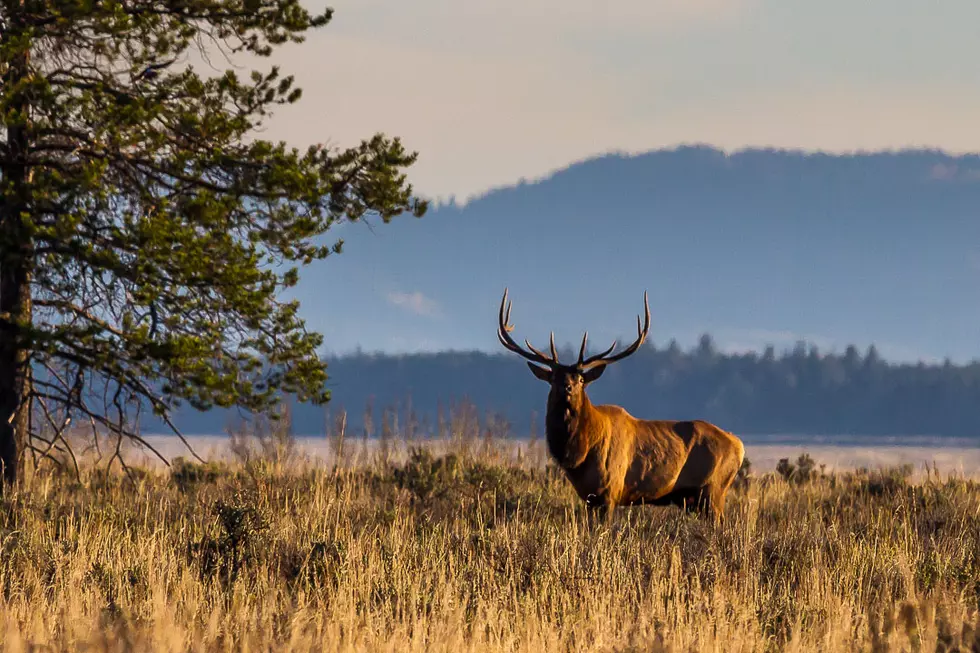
[[545, 391, 592, 467]]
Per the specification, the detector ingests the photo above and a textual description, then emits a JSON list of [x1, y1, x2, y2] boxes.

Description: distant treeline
[[318, 338, 980, 438], [161, 337, 980, 439]]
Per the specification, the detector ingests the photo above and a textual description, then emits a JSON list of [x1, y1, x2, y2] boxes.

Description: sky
[[258, 0, 980, 201], [225, 0, 980, 362]]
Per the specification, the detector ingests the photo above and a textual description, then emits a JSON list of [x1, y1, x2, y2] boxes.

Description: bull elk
[[497, 289, 745, 522]]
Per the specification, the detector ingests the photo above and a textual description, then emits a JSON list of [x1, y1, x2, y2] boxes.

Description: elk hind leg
[[710, 458, 742, 524], [707, 486, 726, 523]]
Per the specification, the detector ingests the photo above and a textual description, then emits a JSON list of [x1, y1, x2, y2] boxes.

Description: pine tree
[[0, 0, 426, 485]]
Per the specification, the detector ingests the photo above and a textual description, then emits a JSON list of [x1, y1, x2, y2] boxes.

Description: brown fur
[[500, 289, 745, 522]]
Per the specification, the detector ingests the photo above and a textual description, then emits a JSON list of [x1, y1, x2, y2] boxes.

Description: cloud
[[385, 291, 442, 318]]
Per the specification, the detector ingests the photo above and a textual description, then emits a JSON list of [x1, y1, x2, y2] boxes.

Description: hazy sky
[[259, 0, 980, 201], [223, 0, 980, 363]]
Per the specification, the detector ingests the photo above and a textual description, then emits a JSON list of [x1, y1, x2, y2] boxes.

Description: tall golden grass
[[1, 412, 979, 652]]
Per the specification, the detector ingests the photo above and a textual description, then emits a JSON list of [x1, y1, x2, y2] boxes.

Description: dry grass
[[2, 434, 980, 652]]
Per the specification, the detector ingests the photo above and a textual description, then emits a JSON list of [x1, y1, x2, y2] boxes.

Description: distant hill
[[146, 145, 980, 438], [297, 145, 980, 365]]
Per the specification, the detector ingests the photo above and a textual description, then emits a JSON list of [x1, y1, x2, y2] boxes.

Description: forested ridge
[[159, 337, 980, 438]]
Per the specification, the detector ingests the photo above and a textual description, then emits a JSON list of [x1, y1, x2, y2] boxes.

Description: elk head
[[496, 288, 651, 414]]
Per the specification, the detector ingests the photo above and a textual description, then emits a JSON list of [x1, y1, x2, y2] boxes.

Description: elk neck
[[545, 387, 597, 469]]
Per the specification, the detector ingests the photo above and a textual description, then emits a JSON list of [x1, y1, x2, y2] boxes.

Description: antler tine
[[496, 288, 558, 367], [578, 331, 588, 365], [522, 331, 560, 366], [499, 287, 509, 326], [523, 338, 555, 363], [497, 289, 529, 354], [580, 339, 618, 366], [579, 291, 651, 370]]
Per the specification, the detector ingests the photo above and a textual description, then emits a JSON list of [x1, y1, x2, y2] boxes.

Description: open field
[[2, 429, 980, 652], [125, 434, 980, 480]]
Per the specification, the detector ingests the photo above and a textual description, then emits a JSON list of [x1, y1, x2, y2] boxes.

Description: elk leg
[[685, 487, 728, 523], [586, 504, 609, 526], [584, 492, 614, 525], [686, 489, 709, 515], [716, 458, 742, 523], [709, 487, 727, 523]]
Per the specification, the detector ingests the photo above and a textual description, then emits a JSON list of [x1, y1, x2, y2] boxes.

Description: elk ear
[[582, 365, 606, 384], [527, 362, 552, 382]]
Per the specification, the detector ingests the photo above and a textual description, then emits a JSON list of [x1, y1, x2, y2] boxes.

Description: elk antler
[[577, 291, 650, 371], [497, 288, 560, 367]]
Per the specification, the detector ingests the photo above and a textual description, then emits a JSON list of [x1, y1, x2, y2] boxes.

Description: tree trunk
[[0, 36, 33, 490], [0, 257, 31, 488]]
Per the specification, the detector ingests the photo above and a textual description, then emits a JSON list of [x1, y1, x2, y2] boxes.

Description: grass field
[[2, 426, 980, 652]]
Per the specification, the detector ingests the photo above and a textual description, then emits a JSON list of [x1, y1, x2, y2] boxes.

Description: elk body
[[497, 289, 745, 522]]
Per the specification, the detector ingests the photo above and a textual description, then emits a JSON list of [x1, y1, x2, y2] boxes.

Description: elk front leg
[[585, 491, 613, 525]]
